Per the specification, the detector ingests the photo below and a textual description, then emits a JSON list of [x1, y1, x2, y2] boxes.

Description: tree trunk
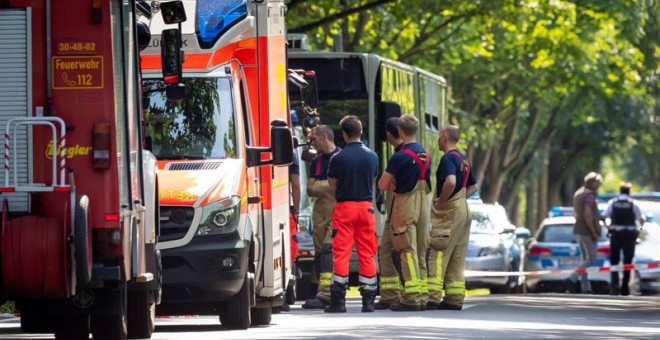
[[537, 140, 550, 226], [526, 179, 537, 232]]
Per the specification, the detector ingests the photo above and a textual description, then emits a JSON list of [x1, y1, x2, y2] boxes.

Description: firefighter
[[374, 117, 404, 310], [302, 125, 341, 309], [325, 115, 379, 313], [602, 182, 645, 296], [427, 125, 478, 311], [378, 115, 431, 311]]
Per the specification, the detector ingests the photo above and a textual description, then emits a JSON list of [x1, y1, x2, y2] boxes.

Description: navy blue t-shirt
[[308, 147, 340, 180], [327, 142, 378, 202], [385, 142, 431, 194], [436, 149, 476, 199]]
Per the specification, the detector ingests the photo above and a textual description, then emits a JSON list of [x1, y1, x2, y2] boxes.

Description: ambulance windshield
[[143, 77, 236, 160]]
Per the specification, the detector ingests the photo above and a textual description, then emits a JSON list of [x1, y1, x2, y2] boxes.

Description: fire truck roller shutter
[[0, 9, 30, 213]]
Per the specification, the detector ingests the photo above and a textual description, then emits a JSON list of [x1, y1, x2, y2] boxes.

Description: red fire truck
[[0, 0, 185, 339], [140, 0, 294, 329]]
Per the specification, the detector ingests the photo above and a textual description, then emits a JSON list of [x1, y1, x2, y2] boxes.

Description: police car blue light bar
[[548, 206, 573, 217], [196, 0, 248, 46]]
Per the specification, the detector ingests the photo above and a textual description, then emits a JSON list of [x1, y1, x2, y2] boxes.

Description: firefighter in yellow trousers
[[303, 125, 341, 309], [427, 125, 478, 311], [375, 117, 404, 309], [378, 115, 431, 311]]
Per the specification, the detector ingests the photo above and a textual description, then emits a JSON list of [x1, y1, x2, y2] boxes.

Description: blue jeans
[[569, 234, 597, 293]]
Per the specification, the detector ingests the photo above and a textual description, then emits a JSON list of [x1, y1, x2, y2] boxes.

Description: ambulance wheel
[[74, 196, 92, 285], [54, 315, 90, 340], [219, 270, 251, 330], [250, 306, 272, 326], [91, 282, 127, 340], [127, 290, 155, 339]]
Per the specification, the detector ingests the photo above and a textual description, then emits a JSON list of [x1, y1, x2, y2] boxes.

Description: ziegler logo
[[160, 189, 196, 201], [45, 141, 92, 159]]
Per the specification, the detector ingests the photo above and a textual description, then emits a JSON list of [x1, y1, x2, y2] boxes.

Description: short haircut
[[398, 114, 419, 137], [441, 125, 460, 143], [583, 171, 602, 185], [619, 181, 632, 195], [340, 115, 362, 139], [313, 124, 334, 142], [385, 117, 400, 139]]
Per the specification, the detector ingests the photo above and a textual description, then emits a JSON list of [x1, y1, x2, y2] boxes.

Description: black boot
[[360, 290, 376, 313], [324, 289, 346, 313]]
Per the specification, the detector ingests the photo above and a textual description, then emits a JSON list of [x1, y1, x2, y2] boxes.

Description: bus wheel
[[91, 282, 127, 340], [219, 271, 251, 330], [127, 290, 155, 339]]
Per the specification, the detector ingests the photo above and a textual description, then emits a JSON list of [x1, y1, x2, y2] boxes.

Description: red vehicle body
[[0, 1, 184, 339]]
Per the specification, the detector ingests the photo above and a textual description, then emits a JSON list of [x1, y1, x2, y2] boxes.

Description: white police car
[[523, 207, 612, 294]]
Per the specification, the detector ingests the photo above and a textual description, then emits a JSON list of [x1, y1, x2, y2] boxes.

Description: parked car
[[635, 206, 660, 295], [524, 214, 614, 294], [466, 203, 526, 293]]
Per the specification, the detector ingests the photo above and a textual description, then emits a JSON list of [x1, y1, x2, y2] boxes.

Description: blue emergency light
[[196, 0, 248, 47], [548, 206, 573, 217]]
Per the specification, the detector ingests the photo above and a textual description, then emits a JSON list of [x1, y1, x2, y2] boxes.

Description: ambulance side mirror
[[271, 124, 294, 166], [161, 28, 185, 101]]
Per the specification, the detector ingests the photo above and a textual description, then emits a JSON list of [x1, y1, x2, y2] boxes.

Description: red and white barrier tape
[[464, 261, 660, 278]]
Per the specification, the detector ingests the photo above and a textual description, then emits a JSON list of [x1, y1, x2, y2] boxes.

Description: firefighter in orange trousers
[[374, 117, 404, 309], [427, 125, 478, 310], [378, 114, 431, 311], [302, 125, 341, 309], [325, 115, 379, 313]]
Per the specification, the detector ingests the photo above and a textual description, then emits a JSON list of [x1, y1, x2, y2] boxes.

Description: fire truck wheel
[[250, 306, 272, 326], [91, 282, 127, 340], [126, 290, 155, 339], [74, 195, 92, 285], [0, 198, 7, 306], [219, 271, 251, 330], [53, 315, 90, 340]]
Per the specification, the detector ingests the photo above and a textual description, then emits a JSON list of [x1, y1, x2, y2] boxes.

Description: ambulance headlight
[[196, 196, 241, 236], [196, 0, 248, 48]]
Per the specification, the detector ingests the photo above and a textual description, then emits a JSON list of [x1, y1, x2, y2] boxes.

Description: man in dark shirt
[[378, 114, 431, 311], [325, 115, 379, 313], [602, 181, 644, 295], [428, 125, 478, 311], [374, 117, 404, 310], [302, 125, 341, 309]]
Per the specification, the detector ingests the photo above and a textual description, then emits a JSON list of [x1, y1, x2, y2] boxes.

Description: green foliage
[[286, 0, 658, 205]]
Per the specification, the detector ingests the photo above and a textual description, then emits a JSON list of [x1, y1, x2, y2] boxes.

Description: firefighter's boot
[[360, 289, 376, 313], [324, 289, 346, 313]]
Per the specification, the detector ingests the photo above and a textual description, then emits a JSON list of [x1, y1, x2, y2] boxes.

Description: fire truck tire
[[250, 306, 272, 326], [0, 199, 7, 306], [127, 290, 155, 339], [19, 301, 51, 333], [74, 195, 92, 285], [219, 271, 251, 330], [53, 315, 90, 340], [2, 216, 68, 298], [91, 282, 127, 340]]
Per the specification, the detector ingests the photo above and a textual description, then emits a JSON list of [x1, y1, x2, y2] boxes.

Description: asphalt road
[[1, 294, 658, 339]]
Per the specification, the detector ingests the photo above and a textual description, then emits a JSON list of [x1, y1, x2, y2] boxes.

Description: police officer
[[374, 117, 404, 310], [428, 125, 477, 311], [602, 182, 644, 296], [302, 125, 341, 309], [378, 115, 431, 311], [325, 115, 379, 313]]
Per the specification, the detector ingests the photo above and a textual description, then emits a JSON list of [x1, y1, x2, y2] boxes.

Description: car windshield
[[471, 210, 496, 234], [537, 223, 608, 243], [143, 77, 236, 160]]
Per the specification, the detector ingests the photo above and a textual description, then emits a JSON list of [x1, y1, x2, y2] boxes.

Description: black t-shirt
[[385, 142, 431, 194], [436, 149, 476, 198], [327, 142, 378, 202], [308, 147, 340, 180]]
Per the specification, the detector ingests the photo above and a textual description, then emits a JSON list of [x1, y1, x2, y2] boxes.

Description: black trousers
[[610, 230, 637, 290]]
